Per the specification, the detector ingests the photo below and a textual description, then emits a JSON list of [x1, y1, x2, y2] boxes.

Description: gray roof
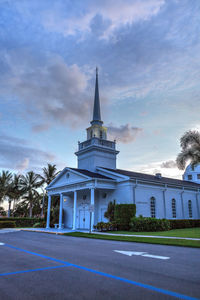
[[70, 168, 113, 180], [103, 168, 200, 188]]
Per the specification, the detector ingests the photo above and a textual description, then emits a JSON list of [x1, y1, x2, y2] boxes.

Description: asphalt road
[[0, 231, 199, 300]]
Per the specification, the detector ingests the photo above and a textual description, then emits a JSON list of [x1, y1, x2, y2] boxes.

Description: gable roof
[[102, 168, 200, 188], [69, 168, 113, 180]]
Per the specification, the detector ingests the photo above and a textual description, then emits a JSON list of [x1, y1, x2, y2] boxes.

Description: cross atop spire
[[91, 67, 103, 125]]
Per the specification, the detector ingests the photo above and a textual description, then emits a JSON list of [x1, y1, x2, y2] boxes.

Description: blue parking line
[[0, 265, 67, 277], [4, 243, 200, 300]]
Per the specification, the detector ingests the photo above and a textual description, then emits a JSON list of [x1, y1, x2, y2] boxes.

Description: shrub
[[114, 204, 136, 230], [0, 217, 43, 227], [0, 221, 16, 228], [33, 222, 46, 228], [104, 201, 116, 222], [94, 221, 118, 231], [169, 219, 200, 229], [130, 217, 170, 232]]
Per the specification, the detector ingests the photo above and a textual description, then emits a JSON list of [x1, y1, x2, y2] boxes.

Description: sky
[[0, 0, 200, 182]]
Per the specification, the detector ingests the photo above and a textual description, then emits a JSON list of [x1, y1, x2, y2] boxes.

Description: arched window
[[171, 198, 176, 218], [188, 200, 192, 218], [150, 197, 156, 218]]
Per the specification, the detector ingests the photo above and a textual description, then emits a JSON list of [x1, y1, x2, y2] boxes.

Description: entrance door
[[79, 209, 90, 229]]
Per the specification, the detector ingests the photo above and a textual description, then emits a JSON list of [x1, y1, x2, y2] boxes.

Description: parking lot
[[0, 230, 200, 300]]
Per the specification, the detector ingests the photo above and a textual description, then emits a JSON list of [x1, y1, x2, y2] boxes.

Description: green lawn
[[64, 232, 200, 248], [108, 227, 200, 238]]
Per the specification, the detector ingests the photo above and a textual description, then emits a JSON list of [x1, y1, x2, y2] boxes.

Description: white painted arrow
[[0, 243, 5, 246], [114, 250, 146, 256], [114, 250, 170, 260], [142, 254, 169, 260]]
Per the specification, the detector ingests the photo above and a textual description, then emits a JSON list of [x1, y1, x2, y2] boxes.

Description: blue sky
[[0, 0, 200, 179]]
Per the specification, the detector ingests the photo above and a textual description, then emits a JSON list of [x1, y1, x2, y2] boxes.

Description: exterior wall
[[135, 185, 164, 218], [182, 191, 199, 219], [63, 195, 73, 228], [165, 189, 183, 219], [56, 181, 200, 230], [77, 149, 117, 172]]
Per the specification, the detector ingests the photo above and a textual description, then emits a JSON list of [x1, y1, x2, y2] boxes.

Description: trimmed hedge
[[0, 218, 43, 227], [169, 219, 200, 229], [130, 217, 170, 232], [114, 204, 136, 230], [0, 221, 16, 228]]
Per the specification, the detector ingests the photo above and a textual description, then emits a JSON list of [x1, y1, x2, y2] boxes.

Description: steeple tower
[[75, 68, 119, 172], [91, 67, 103, 126]]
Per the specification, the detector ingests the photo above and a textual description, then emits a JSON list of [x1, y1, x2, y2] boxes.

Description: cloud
[[107, 123, 143, 143], [0, 134, 55, 172], [42, 0, 165, 39], [32, 123, 50, 133], [161, 160, 177, 169], [132, 160, 183, 179], [16, 158, 29, 172], [0, 50, 93, 128]]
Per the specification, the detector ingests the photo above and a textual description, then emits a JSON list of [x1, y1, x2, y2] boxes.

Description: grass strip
[[108, 227, 200, 238], [64, 232, 200, 248]]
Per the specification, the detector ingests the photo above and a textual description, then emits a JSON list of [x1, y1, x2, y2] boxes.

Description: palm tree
[[41, 164, 59, 185], [10, 174, 22, 210], [20, 171, 42, 217], [0, 171, 13, 216], [176, 130, 200, 170], [40, 164, 59, 217]]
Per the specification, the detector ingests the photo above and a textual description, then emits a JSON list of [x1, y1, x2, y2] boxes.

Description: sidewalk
[[94, 232, 200, 241]]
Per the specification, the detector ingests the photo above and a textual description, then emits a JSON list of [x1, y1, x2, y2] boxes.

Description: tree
[[11, 174, 22, 210], [104, 200, 116, 222], [176, 130, 200, 170], [19, 171, 42, 217], [0, 170, 13, 216], [0, 206, 6, 217], [40, 164, 60, 217]]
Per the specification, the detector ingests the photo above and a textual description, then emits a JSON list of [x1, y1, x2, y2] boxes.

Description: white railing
[[78, 137, 115, 150]]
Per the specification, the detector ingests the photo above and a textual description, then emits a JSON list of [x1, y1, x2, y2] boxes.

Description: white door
[[79, 209, 90, 229]]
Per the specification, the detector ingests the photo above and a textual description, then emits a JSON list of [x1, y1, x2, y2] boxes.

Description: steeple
[[91, 67, 103, 126], [75, 67, 119, 172]]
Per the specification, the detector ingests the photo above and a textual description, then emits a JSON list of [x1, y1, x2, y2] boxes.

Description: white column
[[72, 191, 77, 230], [59, 193, 63, 229], [90, 188, 95, 231], [46, 195, 51, 228]]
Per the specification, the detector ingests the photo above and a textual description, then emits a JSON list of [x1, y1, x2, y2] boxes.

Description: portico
[[46, 167, 115, 230]]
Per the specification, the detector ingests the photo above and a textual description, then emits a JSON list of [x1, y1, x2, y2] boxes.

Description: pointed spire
[[91, 67, 103, 125]]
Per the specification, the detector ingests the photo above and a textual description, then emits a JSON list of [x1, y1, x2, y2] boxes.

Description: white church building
[[46, 69, 200, 230]]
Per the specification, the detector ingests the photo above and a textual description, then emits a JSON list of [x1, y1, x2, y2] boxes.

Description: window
[[83, 195, 87, 200], [188, 200, 192, 218], [150, 197, 156, 218], [102, 193, 107, 198], [171, 198, 176, 218], [188, 175, 192, 180], [90, 131, 93, 138], [100, 130, 103, 139], [197, 174, 200, 179], [66, 173, 70, 179]]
